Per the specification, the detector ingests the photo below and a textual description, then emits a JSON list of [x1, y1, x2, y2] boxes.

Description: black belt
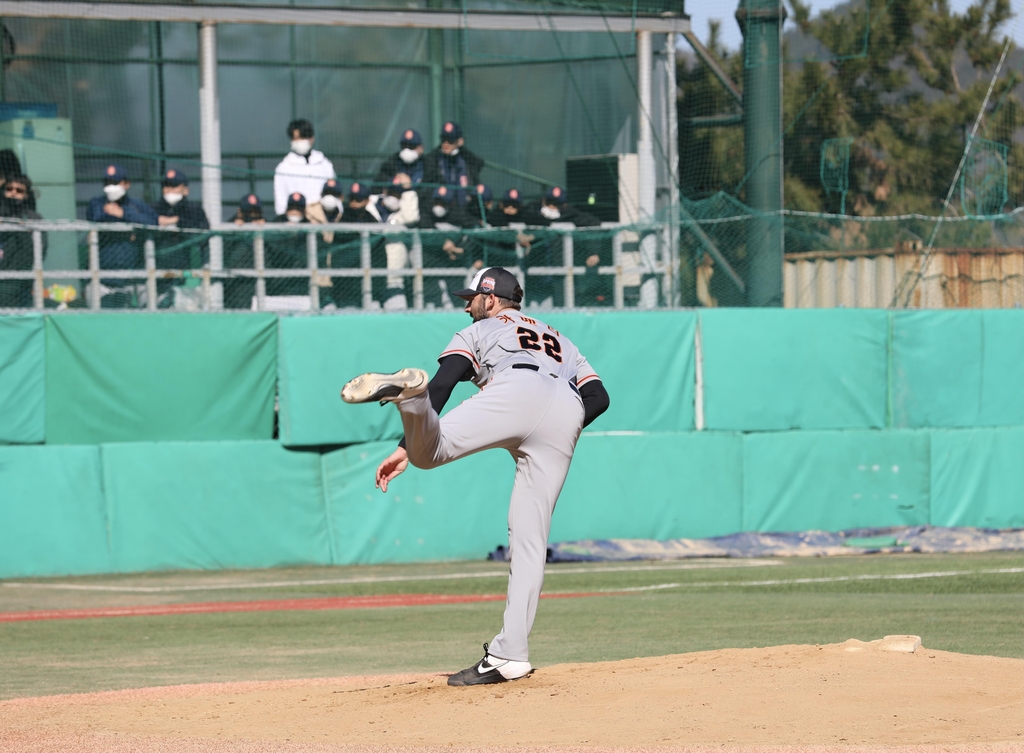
[[512, 363, 580, 396]]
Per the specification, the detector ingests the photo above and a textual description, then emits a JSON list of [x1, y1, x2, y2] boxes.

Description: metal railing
[[0, 221, 677, 313]]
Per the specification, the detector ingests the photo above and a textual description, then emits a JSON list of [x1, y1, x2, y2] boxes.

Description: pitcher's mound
[[2, 639, 1022, 752]]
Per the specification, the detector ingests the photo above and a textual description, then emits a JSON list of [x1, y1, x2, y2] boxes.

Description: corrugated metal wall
[[784, 249, 1024, 308]]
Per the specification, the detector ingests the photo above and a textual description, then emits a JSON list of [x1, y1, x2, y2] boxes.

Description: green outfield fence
[[1, 309, 1022, 578]]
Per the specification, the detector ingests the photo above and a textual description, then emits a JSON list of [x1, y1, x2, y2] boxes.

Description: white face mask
[[540, 204, 561, 220], [103, 184, 126, 202], [286, 213, 303, 223], [447, 147, 460, 157], [320, 194, 340, 212], [291, 139, 312, 156], [432, 204, 448, 218], [399, 148, 420, 164], [382, 195, 401, 211], [163, 191, 184, 206]]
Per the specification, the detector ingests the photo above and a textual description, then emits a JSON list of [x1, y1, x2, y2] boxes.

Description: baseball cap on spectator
[[501, 188, 522, 206], [287, 192, 306, 211], [321, 179, 343, 197], [473, 183, 493, 203], [454, 266, 524, 303], [433, 185, 453, 204], [240, 193, 262, 210], [545, 186, 567, 205], [103, 164, 128, 184], [440, 121, 463, 143], [349, 181, 371, 200], [400, 128, 423, 148], [162, 169, 187, 187]]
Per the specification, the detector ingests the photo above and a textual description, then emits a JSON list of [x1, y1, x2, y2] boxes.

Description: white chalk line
[[552, 567, 1024, 595], [0, 559, 782, 594]]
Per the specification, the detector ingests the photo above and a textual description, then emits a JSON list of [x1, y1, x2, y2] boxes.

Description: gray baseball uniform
[[396, 309, 600, 661]]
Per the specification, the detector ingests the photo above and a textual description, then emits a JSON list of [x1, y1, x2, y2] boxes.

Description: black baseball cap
[[454, 267, 523, 303]]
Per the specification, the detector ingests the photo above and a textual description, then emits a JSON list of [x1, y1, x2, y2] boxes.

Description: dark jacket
[[0, 201, 46, 307], [422, 146, 485, 193], [520, 202, 601, 228], [152, 198, 211, 269], [374, 153, 425, 187], [86, 194, 159, 272]]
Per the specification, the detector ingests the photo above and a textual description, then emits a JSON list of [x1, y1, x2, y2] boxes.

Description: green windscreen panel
[[742, 430, 930, 533], [279, 311, 695, 446], [103, 441, 331, 573], [891, 310, 1024, 427], [544, 311, 696, 432], [930, 428, 1024, 528], [700, 309, 889, 431], [322, 440, 515, 564], [46, 314, 277, 444], [0, 445, 110, 577], [0, 315, 45, 444], [321, 431, 738, 565], [551, 431, 742, 542]]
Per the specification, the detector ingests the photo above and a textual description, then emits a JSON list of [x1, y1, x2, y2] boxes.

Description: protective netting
[[0, 0, 1023, 311]]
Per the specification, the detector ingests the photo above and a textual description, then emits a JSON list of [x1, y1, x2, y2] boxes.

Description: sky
[[684, 0, 1024, 53]]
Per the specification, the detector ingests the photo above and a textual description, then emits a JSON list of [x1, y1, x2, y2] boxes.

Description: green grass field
[[2, 551, 1022, 700]]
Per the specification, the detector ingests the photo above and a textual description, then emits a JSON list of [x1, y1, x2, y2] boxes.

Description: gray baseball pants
[[397, 368, 584, 662]]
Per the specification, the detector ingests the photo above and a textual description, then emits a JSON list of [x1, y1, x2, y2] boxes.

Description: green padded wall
[[46, 314, 277, 444], [0, 445, 110, 577], [322, 440, 514, 564], [0, 315, 45, 444], [103, 441, 331, 572], [930, 428, 1024, 529], [742, 430, 931, 533], [700, 309, 889, 431], [321, 432, 741, 565], [891, 310, 1024, 428], [278, 311, 696, 446]]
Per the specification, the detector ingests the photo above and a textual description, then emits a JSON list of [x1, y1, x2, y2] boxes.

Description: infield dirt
[[1, 639, 1021, 753]]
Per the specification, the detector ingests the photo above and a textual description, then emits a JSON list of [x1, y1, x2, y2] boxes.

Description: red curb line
[[0, 591, 609, 623]]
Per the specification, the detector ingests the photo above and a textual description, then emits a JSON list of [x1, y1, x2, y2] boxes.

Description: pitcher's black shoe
[[341, 368, 428, 405], [447, 643, 534, 686]]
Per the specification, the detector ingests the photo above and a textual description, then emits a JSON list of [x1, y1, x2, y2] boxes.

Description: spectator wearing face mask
[[273, 118, 336, 217], [152, 168, 210, 267], [375, 129, 425, 188], [233, 193, 265, 225], [422, 122, 484, 204], [522, 186, 600, 228], [223, 194, 265, 308], [344, 181, 383, 223], [0, 174, 45, 308], [265, 192, 312, 297], [417, 185, 480, 308], [379, 173, 421, 310], [305, 178, 344, 246], [463, 183, 494, 228], [86, 164, 159, 307]]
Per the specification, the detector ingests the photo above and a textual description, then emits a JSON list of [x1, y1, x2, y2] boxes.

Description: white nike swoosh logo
[[477, 660, 506, 674]]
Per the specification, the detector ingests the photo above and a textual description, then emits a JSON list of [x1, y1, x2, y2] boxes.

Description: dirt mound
[[1, 639, 1022, 752]]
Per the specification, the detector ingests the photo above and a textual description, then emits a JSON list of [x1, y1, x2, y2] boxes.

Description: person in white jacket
[[381, 172, 421, 310], [273, 119, 336, 216]]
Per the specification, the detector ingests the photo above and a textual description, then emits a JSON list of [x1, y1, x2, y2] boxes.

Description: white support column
[[198, 20, 223, 271], [88, 229, 100, 310], [637, 30, 656, 222], [253, 232, 266, 311], [665, 32, 680, 306], [144, 238, 157, 311], [360, 230, 372, 309], [612, 230, 624, 309], [32, 230, 43, 310], [306, 230, 319, 310], [562, 232, 574, 309], [411, 230, 424, 310]]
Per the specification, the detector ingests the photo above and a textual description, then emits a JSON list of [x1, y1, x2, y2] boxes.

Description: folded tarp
[[278, 311, 696, 446], [700, 308, 889, 431], [0, 445, 110, 577], [891, 310, 1024, 428], [546, 526, 1024, 562], [46, 314, 277, 444], [0, 315, 45, 444]]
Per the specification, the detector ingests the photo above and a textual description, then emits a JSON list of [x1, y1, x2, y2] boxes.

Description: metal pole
[[737, 0, 785, 306], [32, 230, 43, 310], [665, 32, 681, 307], [412, 230, 424, 310], [562, 232, 574, 309], [198, 21, 224, 271], [253, 231, 266, 311], [144, 238, 157, 311], [612, 230, 624, 310], [306, 230, 319, 310], [88, 229, 100, 310], [360, 230, 372, 309], [637, 31, 656, 221]]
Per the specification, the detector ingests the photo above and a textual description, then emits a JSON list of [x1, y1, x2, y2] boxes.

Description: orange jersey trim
[[577, 373, 600, 386], [440, 348, 480, 370]]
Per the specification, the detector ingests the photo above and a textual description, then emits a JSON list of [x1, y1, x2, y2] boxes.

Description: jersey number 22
[[517, 326, 562, 363]]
